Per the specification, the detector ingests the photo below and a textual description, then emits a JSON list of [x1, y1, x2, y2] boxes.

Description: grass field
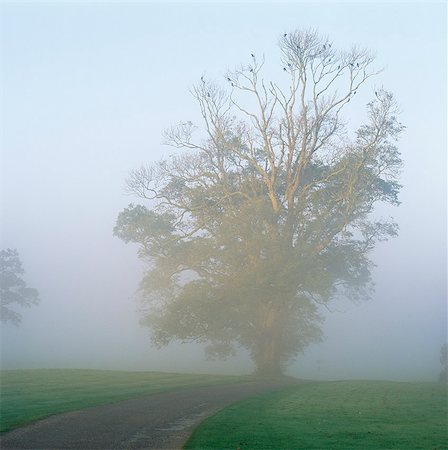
[[185, 380, 447, 449], [0, 369, 247, 433]]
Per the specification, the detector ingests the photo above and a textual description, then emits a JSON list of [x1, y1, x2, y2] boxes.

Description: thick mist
[[1, 3, 446, 382]]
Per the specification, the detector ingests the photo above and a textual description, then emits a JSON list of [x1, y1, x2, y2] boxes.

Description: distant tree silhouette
[[440, 343, 447, 383], [0, 249, 39, 325]]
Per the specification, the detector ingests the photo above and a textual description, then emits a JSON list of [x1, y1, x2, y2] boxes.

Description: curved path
[[1, 380, 293, 449]]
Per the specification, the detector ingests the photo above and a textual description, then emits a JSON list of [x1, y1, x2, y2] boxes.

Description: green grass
[[0, 369, 248, 433], [185, 380, 448, 449]]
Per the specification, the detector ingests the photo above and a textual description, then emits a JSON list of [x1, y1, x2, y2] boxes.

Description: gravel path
[[1, 380, 292, 449]]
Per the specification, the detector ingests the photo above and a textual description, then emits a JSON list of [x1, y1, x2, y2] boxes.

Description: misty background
[[1, 2, 446, 381]]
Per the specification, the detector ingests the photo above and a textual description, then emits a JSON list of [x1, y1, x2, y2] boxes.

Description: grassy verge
[[0, 369, 248, 432], [185, 380, 447, 449]]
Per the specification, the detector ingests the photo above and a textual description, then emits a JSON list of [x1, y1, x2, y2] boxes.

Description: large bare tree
[[115, 29, 403, 376]]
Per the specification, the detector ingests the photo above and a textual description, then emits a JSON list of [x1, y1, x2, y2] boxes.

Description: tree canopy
[[115, 29, 403, 375], [0, 248, 40, 325]]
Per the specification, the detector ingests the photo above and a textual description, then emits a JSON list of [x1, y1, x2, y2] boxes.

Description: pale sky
[[1, 2, 446, 381]]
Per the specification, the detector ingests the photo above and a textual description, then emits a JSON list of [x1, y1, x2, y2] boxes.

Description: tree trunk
[[254, 305, 283, 377], [255, 340, 283, 377]]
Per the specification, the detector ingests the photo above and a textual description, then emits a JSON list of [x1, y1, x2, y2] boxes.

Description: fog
[[1, 3, 446, 382]]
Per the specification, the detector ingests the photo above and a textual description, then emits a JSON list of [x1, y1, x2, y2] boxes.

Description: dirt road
[[1, 380, 291, 449]]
